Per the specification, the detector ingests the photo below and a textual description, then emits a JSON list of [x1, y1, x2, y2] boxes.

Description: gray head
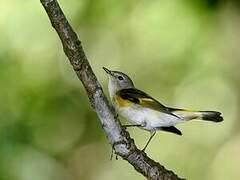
[[103, 67, 134, 98]]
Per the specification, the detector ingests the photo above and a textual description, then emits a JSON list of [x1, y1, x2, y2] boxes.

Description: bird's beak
[[103, 67, 113, 76]]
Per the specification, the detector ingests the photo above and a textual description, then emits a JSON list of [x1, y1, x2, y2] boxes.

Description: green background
[[0, 0, 239, 179]]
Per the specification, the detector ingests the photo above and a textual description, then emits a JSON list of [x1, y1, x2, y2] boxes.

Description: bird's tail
[[199, 111, 223, 122], [170, 108, 223, 122]]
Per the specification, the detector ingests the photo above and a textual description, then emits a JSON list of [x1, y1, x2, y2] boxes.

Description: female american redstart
[[103, 67, 223, 151]]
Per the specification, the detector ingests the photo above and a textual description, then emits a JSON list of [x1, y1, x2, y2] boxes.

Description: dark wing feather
[[117, 88, 180, 118]]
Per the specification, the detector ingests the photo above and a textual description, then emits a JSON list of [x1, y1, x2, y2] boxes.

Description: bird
[[103, 67, 223, 151]]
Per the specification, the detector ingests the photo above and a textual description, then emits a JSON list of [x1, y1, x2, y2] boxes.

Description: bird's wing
[[117, 88, 180, 118]]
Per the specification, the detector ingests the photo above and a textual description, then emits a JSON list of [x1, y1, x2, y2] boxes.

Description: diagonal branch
[[40, 0, 184, 179]]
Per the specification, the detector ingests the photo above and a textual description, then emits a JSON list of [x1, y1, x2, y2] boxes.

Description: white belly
[[117, 105, 182, 131]]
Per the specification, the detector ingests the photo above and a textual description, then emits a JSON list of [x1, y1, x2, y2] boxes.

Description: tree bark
[[40, 0, 185, 179]]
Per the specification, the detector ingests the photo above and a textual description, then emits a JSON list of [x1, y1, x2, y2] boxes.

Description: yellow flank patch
[[115, 95, 132, 107]]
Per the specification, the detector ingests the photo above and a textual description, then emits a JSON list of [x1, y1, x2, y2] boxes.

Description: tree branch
[[40, 0, 184, 179]]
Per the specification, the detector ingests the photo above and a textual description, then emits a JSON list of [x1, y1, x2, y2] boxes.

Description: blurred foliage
[[0, 0, 240, 180]]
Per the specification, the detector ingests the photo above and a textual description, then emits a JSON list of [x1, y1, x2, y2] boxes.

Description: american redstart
[[103, 67, 223, 151]]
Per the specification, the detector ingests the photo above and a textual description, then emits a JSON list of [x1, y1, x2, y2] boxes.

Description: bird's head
[[103, 67, 134, 97]]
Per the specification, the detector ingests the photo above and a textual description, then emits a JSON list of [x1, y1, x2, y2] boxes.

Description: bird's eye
[[118, 76, 124, 80]]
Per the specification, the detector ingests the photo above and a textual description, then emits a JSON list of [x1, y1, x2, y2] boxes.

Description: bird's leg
[[122, 124, 142, 128], [121, 124, 142, 130], [122, 121, 146, 130], [142, 131, 156, 152]]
